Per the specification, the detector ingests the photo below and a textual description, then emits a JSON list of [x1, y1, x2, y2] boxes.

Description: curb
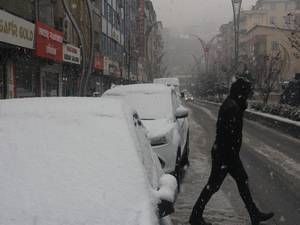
[[196, 99, 300, 139]]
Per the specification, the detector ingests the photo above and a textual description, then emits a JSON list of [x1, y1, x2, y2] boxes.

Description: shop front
[[35, 21, 63, 97], [86, 52, 104, 96], [101, 56, 124, 91], [0, 63, 5, 99], [0, 9, 36, 98], [62, 43, 81, 96], [40, 64, 62, 97]]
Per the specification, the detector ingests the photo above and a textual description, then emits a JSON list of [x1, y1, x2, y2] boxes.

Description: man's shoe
[[251, 212, 274, 225], [189, 215, 212, 225]]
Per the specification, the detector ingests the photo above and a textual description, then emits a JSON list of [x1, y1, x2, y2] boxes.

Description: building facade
[[0, 0, 162, 99]]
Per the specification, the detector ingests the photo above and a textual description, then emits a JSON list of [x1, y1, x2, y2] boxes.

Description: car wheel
[[174, 148, 181, 192], [181, 132, 190, 167]]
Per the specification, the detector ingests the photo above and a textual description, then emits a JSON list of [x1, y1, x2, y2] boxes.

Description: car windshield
[[124, 92, 173, 120]]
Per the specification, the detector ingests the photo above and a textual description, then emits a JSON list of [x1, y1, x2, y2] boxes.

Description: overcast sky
[[152, 0, 257, 32]]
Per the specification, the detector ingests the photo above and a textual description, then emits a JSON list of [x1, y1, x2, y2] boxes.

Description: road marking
[[255, 144, 300, 181]]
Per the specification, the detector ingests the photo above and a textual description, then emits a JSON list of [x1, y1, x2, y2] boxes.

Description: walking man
[[189, 78, 274, 225]]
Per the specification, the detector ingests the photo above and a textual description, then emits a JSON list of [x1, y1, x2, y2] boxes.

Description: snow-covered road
[[171, 107, 247, 225], [172, 101, 300, 225]]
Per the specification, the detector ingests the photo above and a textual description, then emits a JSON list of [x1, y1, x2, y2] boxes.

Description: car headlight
[[151, 136, 168, 146]]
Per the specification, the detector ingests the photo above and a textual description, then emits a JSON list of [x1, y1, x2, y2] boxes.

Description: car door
[[132, 112, 162, 189], [171, 91, 188, 154]]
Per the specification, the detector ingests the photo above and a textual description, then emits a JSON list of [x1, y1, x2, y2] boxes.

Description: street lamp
[[232, 0, 242, 79], [191, 34, 218, 74]]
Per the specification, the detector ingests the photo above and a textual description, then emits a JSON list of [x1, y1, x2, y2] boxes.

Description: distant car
[[0, 98, 177, 225], [185, 94, 194, 102], [103, 84, 190, 180]]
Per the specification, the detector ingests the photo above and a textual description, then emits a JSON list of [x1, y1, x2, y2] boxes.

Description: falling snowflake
[[221, 165, 227, 170], [279, 215, 285, 222]]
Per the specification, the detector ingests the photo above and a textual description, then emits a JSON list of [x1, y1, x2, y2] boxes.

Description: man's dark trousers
[[191, 144, 259, 217]]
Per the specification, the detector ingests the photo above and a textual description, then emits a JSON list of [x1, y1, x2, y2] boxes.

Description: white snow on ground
[[193, 103, 300, 183], [247, 109, 300, 127], [255, 144, 300, 181], [199, 99, 300, 127], [0, 98, 160, 225]]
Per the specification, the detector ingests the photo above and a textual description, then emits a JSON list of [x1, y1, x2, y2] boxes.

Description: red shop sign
[[35, 21, 63, 62]]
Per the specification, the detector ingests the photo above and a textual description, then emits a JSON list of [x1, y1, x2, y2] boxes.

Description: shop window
[[38, 0, 55, 27], [94, 31, 100, 51], [270, 3, 276, 10], [0, 65, 5, 99], [270, 16, 276, 25], [0, 0, 35, 21], [15, 57, 38, 98], [104, 1, 108, 18]]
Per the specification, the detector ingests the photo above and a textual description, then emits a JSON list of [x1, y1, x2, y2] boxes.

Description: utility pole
[[128, 35, 131, 84], [232, 0, 242, 80]]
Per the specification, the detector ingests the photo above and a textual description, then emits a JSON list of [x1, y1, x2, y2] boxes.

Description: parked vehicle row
[[0, 80, 190, 225], [103, 84, 190, 177], [0, 98, 177, 225]]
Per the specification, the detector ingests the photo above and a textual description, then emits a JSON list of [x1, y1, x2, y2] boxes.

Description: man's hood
[[229, 78, 252, 110]]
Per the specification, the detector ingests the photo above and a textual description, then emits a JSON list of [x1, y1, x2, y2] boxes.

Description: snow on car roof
[[0, 98, 158, 225], [104, 83, 173, 96], [153, 78, 180, 86], [103, 84, 174, 120]]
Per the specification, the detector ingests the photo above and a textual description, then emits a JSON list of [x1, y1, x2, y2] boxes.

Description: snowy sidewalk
[[171, 118, 247, 225]]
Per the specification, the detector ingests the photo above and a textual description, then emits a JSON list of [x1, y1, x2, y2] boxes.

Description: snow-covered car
[[0, 98, 177, 225], [103, 84, 190, 178], [154, 78, 181, 97]]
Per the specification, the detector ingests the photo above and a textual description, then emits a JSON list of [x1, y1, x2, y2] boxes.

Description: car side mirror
[[156, 174, 177, 218], [175, 106, 189, 119]]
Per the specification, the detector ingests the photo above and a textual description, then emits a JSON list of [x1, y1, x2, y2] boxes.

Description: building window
[[270, 3, 276, 10], [104, 1, 108, 18], [272, 41, 279, 50], [270, 16, 276, 25]]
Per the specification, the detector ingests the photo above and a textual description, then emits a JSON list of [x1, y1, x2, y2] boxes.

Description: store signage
[[94, 52, 104, 70], [35, 21, 63, 62], [63, 44, 80, 64], [0, 10, 35, 49]]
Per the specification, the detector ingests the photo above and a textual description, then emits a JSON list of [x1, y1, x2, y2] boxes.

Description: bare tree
[[282, 12, 300, 58], [255, 48, 286, 104]]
